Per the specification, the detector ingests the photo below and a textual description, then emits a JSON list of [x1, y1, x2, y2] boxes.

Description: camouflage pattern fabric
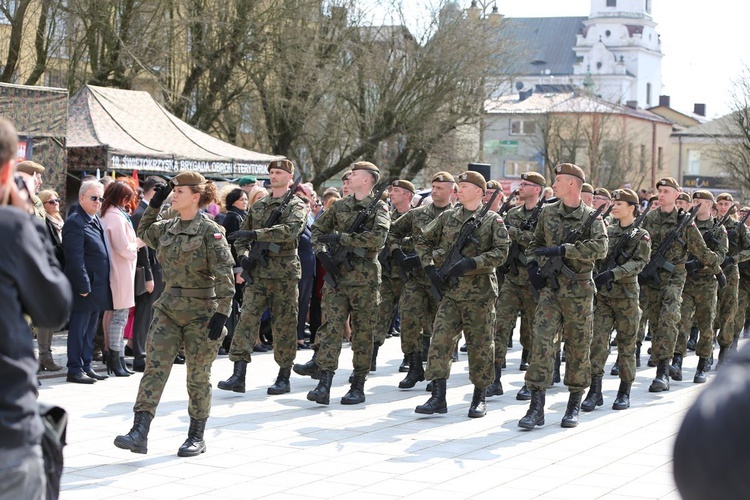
[[373, 207, 410, 346], [735, 271, 750, 344], [718, 218, 750, 347]]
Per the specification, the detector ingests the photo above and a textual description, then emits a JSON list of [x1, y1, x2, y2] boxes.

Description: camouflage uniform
[[717, 218, 750, 349], [134, 208, 234, 419], [229, 194, 307, 368], [312, 194, 390, 376], [525, 201, 608, 393], [373, 207, 410, 347], [737, 262, 750, 345], [417, 205, 510, 387]]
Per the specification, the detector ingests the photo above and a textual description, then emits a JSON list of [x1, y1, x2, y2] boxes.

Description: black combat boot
[[467, 386, 487, 418], [485, 363, 504, 397], [293, 353, 321, 380], [107, 349, 130, 377], [686, 326, 698, 351], [581, 375, 603, 412], [694, 357, 708, 383], [341, 374, 367, 405], [217, 361, 247, 393], [610, 361, 620, 377], [717, 345, 729, 369], [519, 349, 530, 371], [612, 380, 631, 410], [421, 336, 430, 362], [561, 391, 583, 428], [114, 411, 153, 454], [553, 351, 561, 384], [516, 384, 532, 401], [669, 353, 683, 381], [177, 418, 207, 457], [307, 370, 334, 405], [267, 367, 291, 395], [370, 343, 379, 372], [507, 335, 513, 348], [648, 359, 670, 392], [398, 352, 425, 389], [415, 379, 447, 414], [399, 355, 410, 373], [635, 342, 642, 368], [518, 389, 545, 429]]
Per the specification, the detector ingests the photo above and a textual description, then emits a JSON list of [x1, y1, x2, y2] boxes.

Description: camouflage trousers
[[641, 274, 686, 362], [591, 294, 640, 384], [229, 276, 299, 368], [494, 277, 536, 364], [135, 300, 223, 420], [637, 288, 649, 343], [424, 293, 495, 388], [716, 267, 739, 348], [314, 283, 380, 376], [398, 276, 438, 356], [676, 274, 717, 358], [525, 280, 595, 393], [733, 275, 750, 343], [373, 274, 403, 346]]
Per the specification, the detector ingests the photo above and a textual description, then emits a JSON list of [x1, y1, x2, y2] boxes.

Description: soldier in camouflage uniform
[[583, 189, 651, 412], [737, 206, 750, 344], [492, 172, 546, 400], [640, 179, 722, 393], [518, 163, 607, 430], [295, 162, 390, 406], [387, 172, 455, 390], [414, 171, 509, 418], [217, 159, 307, 395], [115, 171, 234, 457]]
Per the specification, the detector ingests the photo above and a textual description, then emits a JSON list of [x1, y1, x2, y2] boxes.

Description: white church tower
[[573, 0, 663, 108]]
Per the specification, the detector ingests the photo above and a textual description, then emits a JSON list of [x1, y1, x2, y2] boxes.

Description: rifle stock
[[639, 205, 699, 285]]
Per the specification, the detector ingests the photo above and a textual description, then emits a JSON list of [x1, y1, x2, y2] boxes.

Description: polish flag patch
[[214, 233, 223, 239]]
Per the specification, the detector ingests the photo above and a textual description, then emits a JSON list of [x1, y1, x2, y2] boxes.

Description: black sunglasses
[[89, 196, 104, 202], [45, 199, 61, 205]]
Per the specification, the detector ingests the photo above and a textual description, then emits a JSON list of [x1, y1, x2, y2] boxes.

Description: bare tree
[[713, 67, 750, 194]]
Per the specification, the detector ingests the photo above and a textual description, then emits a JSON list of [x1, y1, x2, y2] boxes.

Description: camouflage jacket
[[724, 217, 750, 271], [234, 193, 307, 280], [689, 216, 727, 276], [596, 221, 651, 298], [380, 206, 412, 280], [137, 207, 234, 316], [312, 192, 390, 287], [502, 203, 539, 284]]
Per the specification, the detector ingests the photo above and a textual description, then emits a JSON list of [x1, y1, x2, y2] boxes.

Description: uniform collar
[[168, 214, 204, 235]]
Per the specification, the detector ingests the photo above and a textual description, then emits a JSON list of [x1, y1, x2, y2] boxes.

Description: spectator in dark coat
[[221, 188, 248, 352], [295, 188, 316, 348]]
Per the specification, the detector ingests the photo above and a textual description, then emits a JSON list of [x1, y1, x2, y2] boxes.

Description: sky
[[361, 0, 750, 119]]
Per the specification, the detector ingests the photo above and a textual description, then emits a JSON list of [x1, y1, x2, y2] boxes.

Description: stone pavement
[[39, 331, 720, 500]]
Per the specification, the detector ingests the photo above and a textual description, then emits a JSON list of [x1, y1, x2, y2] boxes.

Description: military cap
[[593, 187, 611, 199], [486, 180, 503, 191], [716, 193, 734, 202], [170, 171, 206, 187], [431, 171, 455, 183], [391, 179, 415, 194], [741, 206, 750, 212], [649, 195, 658, 203], [553, 163, 585, 182], [237, 175, 257, 186], [16, 160, 45, 174], [612, 188, 639, 205], [341, 170, 352, 181], [656, 177, 680, 191], [693, 189, 714, 201], [351, 161, 379, 174], [520, 171, 546, 186], [676, 192, 692, 203], [581, 183, 594, 194], [457, 170, 486, 192], [268, 159, 294, 174]]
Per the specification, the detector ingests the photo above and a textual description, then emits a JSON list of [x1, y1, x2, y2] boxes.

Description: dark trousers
[[67, 310, 101, 374], [297, 273, 314, 341], [132, 275, 164, 361]]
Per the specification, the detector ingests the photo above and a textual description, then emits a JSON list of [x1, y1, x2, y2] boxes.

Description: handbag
[[135, 266, 148, 296]]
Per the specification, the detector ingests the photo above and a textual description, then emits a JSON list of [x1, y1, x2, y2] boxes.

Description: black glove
[[149, 183, 172, 208], [240, 255, 254, 272], [391, 249, 421, 273], [722, 255, 735, 268], [229, 230, 257, 241], [425, 265, 445, 290], [717, 271, 728, 290], [527, 261, 546, 290], [316, 251, 341, 280], [534, 245, 565, 257], [318, 233, 341, 245], [207, 312, 228, 341], [594, 270, 614, 289], [685, 259, 701, 273], [445, 257, 477, 280]]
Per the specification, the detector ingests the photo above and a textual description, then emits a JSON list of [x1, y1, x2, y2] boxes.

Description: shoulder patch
[[496, 217, 503, 224], [213, 232, 223, 240], [643, 234, 650, 241], [691, 222, 696, 227]]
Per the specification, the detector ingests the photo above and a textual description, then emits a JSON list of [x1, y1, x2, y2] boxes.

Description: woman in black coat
[[221, 188, 248, 352]]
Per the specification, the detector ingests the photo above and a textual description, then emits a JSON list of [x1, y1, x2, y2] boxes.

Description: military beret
[[16, 160, 45, 174], [341, 170, 352, 181], [170, 171, 206, 187], [716, 193, 734, 202], [486, 180, 503, 191], [554, 163, 585, 182], [693, 189, 714, 201], [741, 206, 750, 212], [268, 159, 294, 175], [593, 187, 611, 199], [649, 195, 658, 203], [676, 192, 692, 203], [351, 161, 379, 174], [520, 171, 546, 186], [237, 175, 257, 186], [581, 183, 594, 194], [431, 171, 455, 183], [656, 177, 680, 191], [612, 188, 639, 205], [391, 179, 415, 194], [457, 170, 486, 192]]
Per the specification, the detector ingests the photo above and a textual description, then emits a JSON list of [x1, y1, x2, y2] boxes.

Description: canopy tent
[[67, 85, 282, 178]]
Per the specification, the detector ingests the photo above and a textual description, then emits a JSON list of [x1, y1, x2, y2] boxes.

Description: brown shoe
[[39, 357, 63, 372]]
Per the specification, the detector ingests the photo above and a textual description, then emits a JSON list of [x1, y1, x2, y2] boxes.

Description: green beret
[[612, 188, 639, 205], [432, 171, 455, 183], [457, 170, 487, 192], [554, 163, 585, 183], [341, 170, 352, 181], [593, 187, 611, 199], [268, 159, 294, 175], [391, 179, 415, 194], [716, 192, 734, 202], [581, 183, 594, 194], [656, 177, 680, 191], [693, 189, 714, 201], [16, 161, 45, 174], [237, 175, 257, 186], [170, 171, 206, 187], [677, 192, 692, 203], [520, 171, 545, 186], [486, 180, 503, 192], [351, 161, 379, 174]]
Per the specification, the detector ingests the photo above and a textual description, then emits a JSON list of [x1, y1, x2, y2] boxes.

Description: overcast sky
[[362, 0, 748, 119]]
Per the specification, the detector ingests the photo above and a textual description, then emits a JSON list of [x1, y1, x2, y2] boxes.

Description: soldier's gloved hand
[[722, 255, 735, 268], [316, 251, 341, 279], [685, 259, 701, 273], [229, 230, 257, 241], [445, 257, 476, 280], [527, 261, 546, 290], [149, 183, 172, 208], [207, 313, 228, 341], [240, 256, 254, 272], [425, 265, 445, 290], [717, 271, 728, 289], [391, 248, 408, 266], [318, 233, 341, 245], [594, 270, 614, 289], [534, 245, 565, 257]]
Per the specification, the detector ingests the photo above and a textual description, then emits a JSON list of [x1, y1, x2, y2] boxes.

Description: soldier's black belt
[[559, 264, 592, 281], [616, 276, 638, 284], [166, 287, 216, 298], [269, 249, 298, 257]]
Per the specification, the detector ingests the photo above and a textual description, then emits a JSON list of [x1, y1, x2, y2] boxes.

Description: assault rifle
[[500, 196, 558, 276], [497, 189, 519, 217], [639, 205, 699, 285], [537, 204, 609, 291], [238, 177, 302, 284], [321, 181, 390, 288], [685, 210, 731, 288], [428, 189, 503, 301], [727, 208, 750, 253], [595, 200, 652, 291], [378, 245, 409, 283]]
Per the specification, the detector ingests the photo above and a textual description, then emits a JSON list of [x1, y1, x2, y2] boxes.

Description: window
[[646, 83, 652, 106], [686, 150, 701, 175], [504, 160, 539, 178], [607, 0, 616, 6], [510, 119, 536, 136]]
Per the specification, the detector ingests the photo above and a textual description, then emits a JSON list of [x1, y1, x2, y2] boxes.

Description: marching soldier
[[581, 183, 594, 207]]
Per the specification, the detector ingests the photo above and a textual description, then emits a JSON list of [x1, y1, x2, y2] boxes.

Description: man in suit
[[130, 177, 166, 372], [63, 180, 114, 383]]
